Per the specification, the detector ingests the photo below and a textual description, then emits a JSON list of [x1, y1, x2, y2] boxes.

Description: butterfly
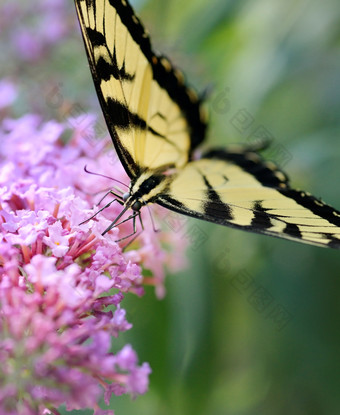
[[74, 0, 340, 249]]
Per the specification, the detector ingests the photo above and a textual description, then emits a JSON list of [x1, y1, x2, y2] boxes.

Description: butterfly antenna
[[84, 165, 129, 189]]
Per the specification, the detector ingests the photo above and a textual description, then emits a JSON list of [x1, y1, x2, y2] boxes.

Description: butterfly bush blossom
[[0, 110, 188, 414]]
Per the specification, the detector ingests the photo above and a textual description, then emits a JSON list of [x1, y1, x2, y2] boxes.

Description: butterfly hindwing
[[157, 146, 340, 248], [75, 0, 207, 177]]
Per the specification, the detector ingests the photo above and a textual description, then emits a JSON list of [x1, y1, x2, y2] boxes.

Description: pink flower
[[43, 221, 74, 257], [0, 111, 189, 414], [113, 345, 152, 397], [0, 1, 189, 412]]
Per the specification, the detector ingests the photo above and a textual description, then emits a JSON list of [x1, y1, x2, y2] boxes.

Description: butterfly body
[[75, 0, 340, 249], [125, 170, 170, 208]]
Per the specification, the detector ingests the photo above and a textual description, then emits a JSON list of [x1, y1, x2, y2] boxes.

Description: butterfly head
[[123, 171, 170, 212], [122, 191, 143, 212]]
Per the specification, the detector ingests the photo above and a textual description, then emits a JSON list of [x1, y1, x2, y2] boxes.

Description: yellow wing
[[75, 0, 207, 177], [157, 146, 340, 249]]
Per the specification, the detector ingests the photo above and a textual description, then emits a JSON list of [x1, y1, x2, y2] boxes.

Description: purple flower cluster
[[0, 112, 188, 414]]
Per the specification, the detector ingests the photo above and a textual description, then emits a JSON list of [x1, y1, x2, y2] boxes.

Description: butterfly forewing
[[75, 0, 206, 176]]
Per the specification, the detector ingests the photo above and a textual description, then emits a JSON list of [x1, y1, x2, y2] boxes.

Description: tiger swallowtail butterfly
[[75, 0, 340, 249]]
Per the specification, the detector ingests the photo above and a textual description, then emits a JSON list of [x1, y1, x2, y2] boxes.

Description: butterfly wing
[[75, 0, 207, 178], [157, 146, 340, 248]]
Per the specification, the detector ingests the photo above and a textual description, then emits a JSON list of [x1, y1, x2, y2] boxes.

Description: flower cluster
[[1, 1, 188, 413], [0, 112, 187, 414]]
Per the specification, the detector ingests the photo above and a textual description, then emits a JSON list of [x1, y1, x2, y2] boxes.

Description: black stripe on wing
[[75, 0, 140, 178], [202, 175, 233, 220], [157, 147, 340, 249], [104, 98, 189, 158], [251, 201, 272, 229], [279, 188, 340, 227], [157, 193, 340, 249], [85, 27, 135, 81], [106, 0, 207, 154], [202, 148, 289, 188]]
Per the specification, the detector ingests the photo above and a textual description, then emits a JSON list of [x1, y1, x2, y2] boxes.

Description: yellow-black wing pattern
[[157, 147, 340, 248], [75, 0, 340, 249], [75, 0, 207, 177]]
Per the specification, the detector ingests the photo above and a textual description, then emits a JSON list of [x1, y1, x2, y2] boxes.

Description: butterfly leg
[[79, 196, 124, 225], [146, 205, 160, 233], [96, 190, 124, 206], [108, 212, 139, 232], [103, 209, 146, 249], [121, 212, 161, 250], [138, 212, 144, 231], [121, 214, 146, 250], [101, 203, 137, 235], [106, 212, 141, 241], [116, 214, 139, 242]]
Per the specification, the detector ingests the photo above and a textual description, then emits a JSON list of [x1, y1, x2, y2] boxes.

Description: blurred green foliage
[[3, 0, 340, 414]]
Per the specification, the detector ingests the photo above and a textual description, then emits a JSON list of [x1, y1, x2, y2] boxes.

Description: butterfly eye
[[123, 192, 130, 202], [131, 201, 142, 211]]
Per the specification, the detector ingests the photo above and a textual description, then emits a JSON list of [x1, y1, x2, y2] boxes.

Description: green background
[[3, 0, 340, 414]]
